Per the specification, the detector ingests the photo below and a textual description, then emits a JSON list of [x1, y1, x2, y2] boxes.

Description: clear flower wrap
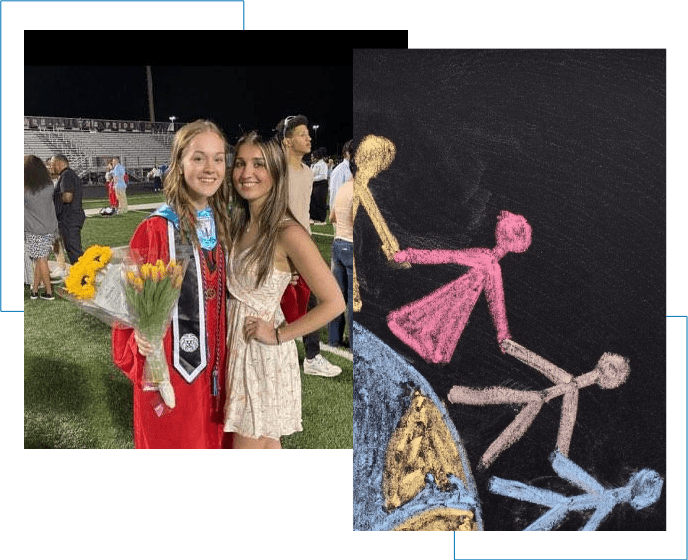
[[57, 245, 189, 410]]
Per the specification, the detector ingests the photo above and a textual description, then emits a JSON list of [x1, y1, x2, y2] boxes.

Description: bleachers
[[23, 131, 55, 160], [24, 120, 174, 183]]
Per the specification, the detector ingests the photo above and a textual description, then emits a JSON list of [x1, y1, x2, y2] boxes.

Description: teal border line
[[0, 1, 16, 312]]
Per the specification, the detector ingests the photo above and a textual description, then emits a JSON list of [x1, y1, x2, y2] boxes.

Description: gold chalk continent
[[393, 508, 476, 531], [383, 390, 475, 530], [353, 135, 409, 312]]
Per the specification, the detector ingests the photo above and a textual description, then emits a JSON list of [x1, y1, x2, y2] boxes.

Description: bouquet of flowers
[[121, 258, 185, 408], [58, 245, 188, 410]]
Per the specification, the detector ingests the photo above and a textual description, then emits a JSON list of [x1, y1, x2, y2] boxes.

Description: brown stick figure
[[448, 339, 630, 469]]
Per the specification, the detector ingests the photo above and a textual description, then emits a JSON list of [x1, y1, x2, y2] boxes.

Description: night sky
[[24, 64, 352, 156]]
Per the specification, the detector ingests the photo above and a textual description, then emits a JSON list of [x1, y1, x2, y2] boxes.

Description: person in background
[[328, 139, 353, 212], [328, 177, 354, 348], [148, 163, 163, 192], [51, 154, 85, 265], [223, 131, 345, 448], [100, 158, 119, 216], [111, 156, 128, 213], [309, 147, 329, 225], [46, 157, 67, 278], [276, 115, 342, 377], [24, 155, 58, 300]]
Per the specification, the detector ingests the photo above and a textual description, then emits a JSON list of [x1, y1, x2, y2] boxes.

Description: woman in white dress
[[224, 131, 345, 449]]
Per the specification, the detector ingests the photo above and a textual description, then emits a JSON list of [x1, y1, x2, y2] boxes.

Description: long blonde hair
[[229, 131, 294, 287], [163, 120, 232, 252]]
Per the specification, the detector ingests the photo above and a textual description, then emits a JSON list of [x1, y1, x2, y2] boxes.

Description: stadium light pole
[[146, 66, 155, 123], [312, 124, 319, 147]]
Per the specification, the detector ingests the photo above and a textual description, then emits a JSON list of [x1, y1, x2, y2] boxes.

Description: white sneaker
[[303, 354, 342, 377]]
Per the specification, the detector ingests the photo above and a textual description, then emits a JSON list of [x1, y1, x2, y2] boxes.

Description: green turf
[[81, 210, 154, 248], [24, 211, 352, 449]]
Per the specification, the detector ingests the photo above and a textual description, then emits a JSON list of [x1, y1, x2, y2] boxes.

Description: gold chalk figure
[[353, 135, 408, 312]]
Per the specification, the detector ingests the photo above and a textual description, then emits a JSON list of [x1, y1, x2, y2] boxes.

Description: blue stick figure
[[489, 451, 663, 531]]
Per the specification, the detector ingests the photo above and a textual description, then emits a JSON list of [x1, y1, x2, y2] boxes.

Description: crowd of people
[[24, 114, 354, 450]]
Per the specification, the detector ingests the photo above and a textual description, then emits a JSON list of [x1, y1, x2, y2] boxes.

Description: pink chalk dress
[[386, 246, 511, 364]]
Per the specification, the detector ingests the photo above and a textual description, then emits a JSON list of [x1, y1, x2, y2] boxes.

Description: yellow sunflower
[[81, 245, 113, 272], [64, 262, 97, 299]]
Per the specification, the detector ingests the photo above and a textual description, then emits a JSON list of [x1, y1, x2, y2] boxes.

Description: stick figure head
[[628, 469, 663, 510], [354, 135, 396, 180], [594, 352, 631, 389], [495, 211, 532, 254]]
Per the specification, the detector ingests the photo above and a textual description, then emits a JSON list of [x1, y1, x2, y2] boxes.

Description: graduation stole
[[151, 205, 216, 384]]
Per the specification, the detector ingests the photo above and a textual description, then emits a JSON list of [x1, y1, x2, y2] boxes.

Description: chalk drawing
[[489, 450, 663, 530], [392, 507, 476, 531], [387, 211, 531, 363], [352, 135, 409, 312], [383, 390, 470, 512], [448, 340, 630, 468], [353, 321, 483, 531]]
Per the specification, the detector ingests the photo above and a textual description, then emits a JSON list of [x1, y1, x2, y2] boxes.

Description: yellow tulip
[[155, 259, 167, 276], [141, 263, 153, 280]]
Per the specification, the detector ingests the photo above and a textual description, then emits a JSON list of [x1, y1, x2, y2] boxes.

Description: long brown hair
[[163, 120, 232, 252], [24, 155, 52, 194], [229, 131, 295, 287]]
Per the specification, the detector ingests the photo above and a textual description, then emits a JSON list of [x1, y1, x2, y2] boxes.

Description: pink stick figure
[[387, 211, 532, 363]]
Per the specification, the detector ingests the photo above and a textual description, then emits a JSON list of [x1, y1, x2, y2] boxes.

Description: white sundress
[[224, 247, 302, 439]]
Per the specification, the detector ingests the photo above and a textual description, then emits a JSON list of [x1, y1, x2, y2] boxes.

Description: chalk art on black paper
[[353, 49, 665, 532]]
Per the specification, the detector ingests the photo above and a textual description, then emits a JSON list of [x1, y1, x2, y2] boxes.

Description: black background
[[354, 49, 665, 530], [24, 30, 406, 155]]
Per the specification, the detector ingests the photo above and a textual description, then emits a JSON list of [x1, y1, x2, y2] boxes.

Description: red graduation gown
[[112, 216, 229, 448]]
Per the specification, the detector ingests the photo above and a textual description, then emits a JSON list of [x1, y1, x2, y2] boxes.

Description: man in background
[[328, 139, 353, 212], [51, 154, 85, 264], [277, 115, 341, 377]]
